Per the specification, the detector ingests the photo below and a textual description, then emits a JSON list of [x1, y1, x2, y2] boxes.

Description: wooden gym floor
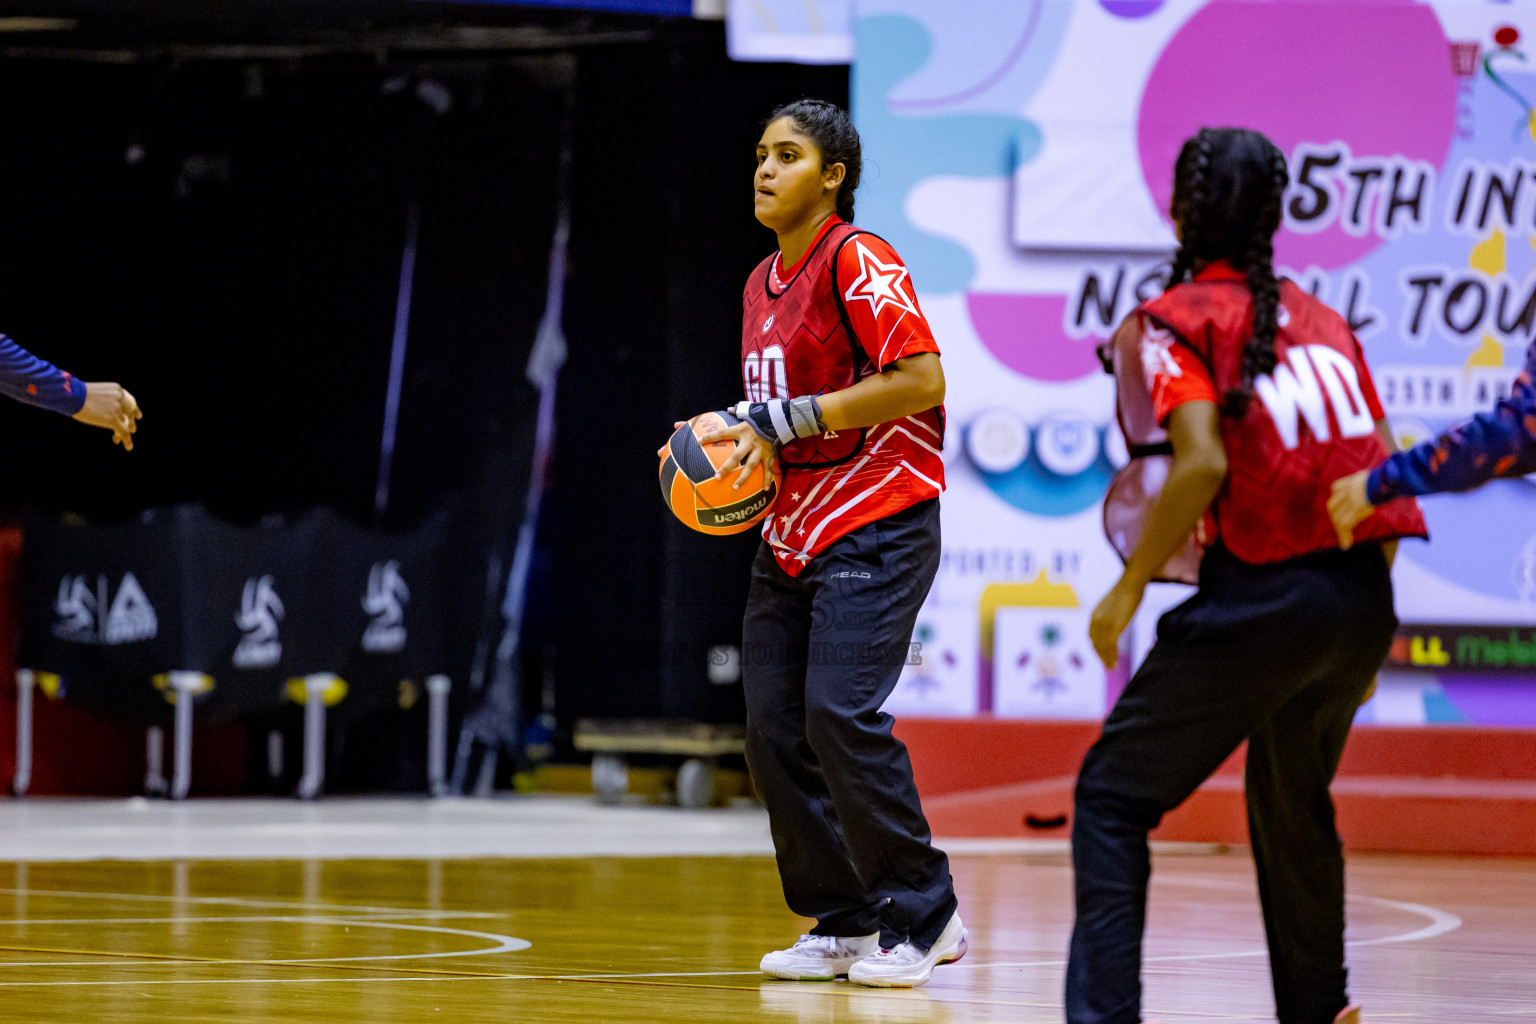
[[0, 849, 1531, 1023]]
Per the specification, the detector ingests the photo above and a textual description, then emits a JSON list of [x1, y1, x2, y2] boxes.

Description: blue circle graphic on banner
[[964, 411, 1115, 517]]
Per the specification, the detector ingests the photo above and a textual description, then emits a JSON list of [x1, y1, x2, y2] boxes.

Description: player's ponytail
[[768, 99, 862, 223], [1166, 127, 1289, 417], [1166, 132, 1212, 290]]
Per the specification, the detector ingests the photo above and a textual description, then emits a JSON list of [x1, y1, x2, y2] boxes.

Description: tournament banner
[[844, 1, 1536, 726]]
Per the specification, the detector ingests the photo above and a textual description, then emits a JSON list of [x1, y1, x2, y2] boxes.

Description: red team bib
[[1135, 262, 1426, 564], [741, 218, 946, 575]]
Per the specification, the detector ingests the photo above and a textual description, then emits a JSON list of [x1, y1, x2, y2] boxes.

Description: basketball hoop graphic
[[1450, 41, 1480, 78]]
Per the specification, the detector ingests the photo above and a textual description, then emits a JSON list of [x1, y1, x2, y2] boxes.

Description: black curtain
[[0, 56, 561, 529], [0, 19, 848, 785], [554, 23, 847, 726]]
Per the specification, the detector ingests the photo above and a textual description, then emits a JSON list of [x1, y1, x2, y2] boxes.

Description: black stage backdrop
[[0, 15, 846, 786], [557, 29, 846, 729]]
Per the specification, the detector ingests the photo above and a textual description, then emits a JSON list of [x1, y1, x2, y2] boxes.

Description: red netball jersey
[[1140, 261, 1426, 563], [741, 217, 945, 576]]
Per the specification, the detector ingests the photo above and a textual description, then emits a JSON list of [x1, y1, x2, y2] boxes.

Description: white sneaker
[[846, 911, 967, 988], [760, 932, 881, 980]]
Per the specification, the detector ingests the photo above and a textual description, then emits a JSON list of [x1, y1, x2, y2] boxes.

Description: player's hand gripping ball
[[659, 411, 781, 535]]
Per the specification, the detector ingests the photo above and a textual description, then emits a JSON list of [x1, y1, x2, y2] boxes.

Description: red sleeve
[[835, 234, 939, 371], [1144, 322, 1218, 424], [1353, 337, 1387, 420]]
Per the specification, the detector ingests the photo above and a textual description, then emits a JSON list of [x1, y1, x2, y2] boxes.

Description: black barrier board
[[19, 506, 184, 723], [314, 510, 450, 721], [19, 505, 453, 725], [177, 508, 324, 718]]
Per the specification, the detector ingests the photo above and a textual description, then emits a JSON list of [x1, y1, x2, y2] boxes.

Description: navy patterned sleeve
[[0, 334, 87, 416], [1367, 340, 1536, 503]]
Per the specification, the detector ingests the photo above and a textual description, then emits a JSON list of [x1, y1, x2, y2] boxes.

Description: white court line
[[949, 881, 1463, 972], [1346, 894, 1463, 946], [0, 877, 1461, 987], [268, 919, 531, 963], [0, 915, 528, 965], [0, 969, 775, 988], [0, 887, 504, 919], [0, 976, 521, 988], [0, 913, 503, 927]]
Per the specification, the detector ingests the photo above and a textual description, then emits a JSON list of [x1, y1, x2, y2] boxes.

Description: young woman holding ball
[[701, 99, 962, 988]]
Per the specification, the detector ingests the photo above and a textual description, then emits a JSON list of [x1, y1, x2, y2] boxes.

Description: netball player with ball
[[698, 99, 962, 988], [1074, 128, 1426, 1024]]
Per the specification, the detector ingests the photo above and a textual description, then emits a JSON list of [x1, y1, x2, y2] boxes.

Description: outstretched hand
[[699, 419, 776, 490], [72, 382, 142, 450], [1326, 470, 1374, 550]]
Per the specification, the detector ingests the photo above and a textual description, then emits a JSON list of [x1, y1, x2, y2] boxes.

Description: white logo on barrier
[[233, 575, 284, 669], [53, 577, 97, 642], [53, 572, 159, 645], [362, 560, 410, 653], [105, 573, 158, 645]]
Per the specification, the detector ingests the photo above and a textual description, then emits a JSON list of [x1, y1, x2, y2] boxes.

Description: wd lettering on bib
[[1256, 345, 1376, 449]]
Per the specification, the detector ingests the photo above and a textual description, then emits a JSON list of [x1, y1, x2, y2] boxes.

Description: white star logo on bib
[[843, 241, 919, 320], [1139, 325, 1182, 381]]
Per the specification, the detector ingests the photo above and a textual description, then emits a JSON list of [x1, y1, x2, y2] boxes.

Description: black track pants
[[742, 498, 956, 950], [1067, 542, 1397, 1024]]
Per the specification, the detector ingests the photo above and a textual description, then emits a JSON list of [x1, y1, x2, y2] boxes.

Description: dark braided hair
[[1167, 127, 1289, 416], [767, 99, 862, 222]]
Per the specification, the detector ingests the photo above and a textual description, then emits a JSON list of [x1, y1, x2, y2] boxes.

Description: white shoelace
[[790, 934, 862, 956]]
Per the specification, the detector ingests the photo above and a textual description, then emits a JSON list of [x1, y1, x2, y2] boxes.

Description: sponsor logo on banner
[[1388, 622, 1536, 672], [233, 575, 284, 669], [993, 608, 1104, 720], [882, 609, 979, 717], [52, 572, 159, 645], [362, 560, 410, 653]]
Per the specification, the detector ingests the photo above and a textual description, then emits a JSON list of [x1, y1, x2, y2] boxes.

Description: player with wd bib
[[701, 100, 963, 988], [1074, 128, 1426, 1024]]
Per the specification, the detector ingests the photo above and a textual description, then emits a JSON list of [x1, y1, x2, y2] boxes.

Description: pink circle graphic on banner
[[1138, 0, 1456, 271], [966, 293, 1105, 382]]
